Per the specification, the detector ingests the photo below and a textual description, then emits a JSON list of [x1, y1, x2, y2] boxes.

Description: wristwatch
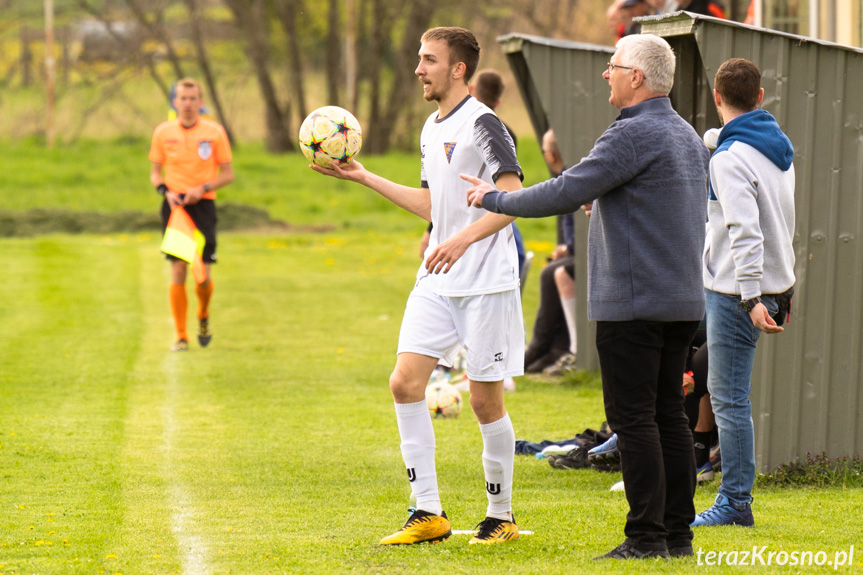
[[739, 296, 762, 312], [203, 183, 212, 192]]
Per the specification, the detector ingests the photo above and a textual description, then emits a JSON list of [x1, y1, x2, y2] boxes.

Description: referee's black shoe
[[198, 317, 212, 347]]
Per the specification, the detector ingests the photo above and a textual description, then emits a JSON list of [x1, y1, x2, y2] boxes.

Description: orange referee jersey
[[149, 118, 232, 200]]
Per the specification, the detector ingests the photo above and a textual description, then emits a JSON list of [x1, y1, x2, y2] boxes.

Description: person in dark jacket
[[463, 33, 709, 560]]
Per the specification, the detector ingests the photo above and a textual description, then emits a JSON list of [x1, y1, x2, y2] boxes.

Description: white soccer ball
[[425, 381, 463, 419], [298, 106, 363, 167]]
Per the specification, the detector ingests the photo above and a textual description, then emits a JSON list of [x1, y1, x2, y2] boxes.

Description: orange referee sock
[[170, 283, 188, 341], [196, 280, 214, 320]]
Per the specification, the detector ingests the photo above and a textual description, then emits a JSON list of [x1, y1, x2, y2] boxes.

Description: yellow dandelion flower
[[526, 240, 554, 253], [105, 554, 117, 559], [325, 258, 334, 266]]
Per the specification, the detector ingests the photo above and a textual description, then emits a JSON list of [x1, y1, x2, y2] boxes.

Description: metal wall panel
[[499, 34, 616, 372], [501, 15, 863, 470], [643, 13, 863, 471]]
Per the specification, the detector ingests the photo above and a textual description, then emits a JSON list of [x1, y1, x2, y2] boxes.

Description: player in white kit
[[311, 26, 524, 545]]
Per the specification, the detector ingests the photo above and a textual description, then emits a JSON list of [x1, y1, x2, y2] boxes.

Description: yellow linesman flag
[[160, 206, 207, 284]]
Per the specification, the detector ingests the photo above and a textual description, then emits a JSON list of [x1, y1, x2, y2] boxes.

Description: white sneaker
[[610, 480, 625, 492], [503, 377, 516, 392], [451, 374, 470, 392]]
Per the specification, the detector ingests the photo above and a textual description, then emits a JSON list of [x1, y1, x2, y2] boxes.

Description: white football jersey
[[418, 95, 523, 296]]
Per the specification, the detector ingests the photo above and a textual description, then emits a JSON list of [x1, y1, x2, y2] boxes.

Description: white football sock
[[561, 296, 577, 355], [394, 400, 442, 516], [480, 413, 515, 521]]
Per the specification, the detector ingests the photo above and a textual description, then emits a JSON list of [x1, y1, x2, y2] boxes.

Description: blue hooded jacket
[[709, 109, 793, 200]]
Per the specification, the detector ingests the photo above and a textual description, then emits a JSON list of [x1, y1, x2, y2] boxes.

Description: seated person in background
[[682, 329, 717, 481], [524, 130, 576, 373]]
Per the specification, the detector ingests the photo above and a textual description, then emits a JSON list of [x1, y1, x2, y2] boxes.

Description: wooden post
[[21, 25, 32, 87]]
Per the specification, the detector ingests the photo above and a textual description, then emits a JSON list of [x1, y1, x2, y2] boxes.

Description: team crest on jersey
[[198, 140, 212, 160], [443, 142, 456, 163]]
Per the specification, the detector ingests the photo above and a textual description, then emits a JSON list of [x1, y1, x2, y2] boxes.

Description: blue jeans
[[705, 289, 777, 507]]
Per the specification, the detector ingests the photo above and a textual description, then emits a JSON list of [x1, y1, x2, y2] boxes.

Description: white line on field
[[164, 355, 210, 575], [451, 530, 534, 535]]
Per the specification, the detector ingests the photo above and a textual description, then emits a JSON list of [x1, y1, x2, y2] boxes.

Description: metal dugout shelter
[[498, 33, 616, 374], [501, 13, 863, 471]]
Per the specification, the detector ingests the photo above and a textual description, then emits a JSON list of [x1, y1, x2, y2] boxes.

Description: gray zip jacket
[[481, 97, 708, 322]]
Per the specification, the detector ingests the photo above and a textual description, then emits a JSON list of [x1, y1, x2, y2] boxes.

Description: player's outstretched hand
[[461, 173, 497, 208], [425, 234, 471, 275], [310, 159, 366, 184]]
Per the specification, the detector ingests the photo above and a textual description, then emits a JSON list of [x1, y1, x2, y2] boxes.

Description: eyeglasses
[[607, 62, 635, 74]]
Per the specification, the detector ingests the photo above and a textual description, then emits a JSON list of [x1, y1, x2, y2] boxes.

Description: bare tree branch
[[122, 0, 185, 81], [274, 0, 308, 121], [72, 0, 171, 100], [183, 0, 235, 143], [224, 0, 294, 153]]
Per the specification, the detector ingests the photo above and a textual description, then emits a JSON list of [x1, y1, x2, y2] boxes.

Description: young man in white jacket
[[694, 57, 796, 527]]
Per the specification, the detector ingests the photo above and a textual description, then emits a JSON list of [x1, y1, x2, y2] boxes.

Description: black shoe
[[549, 446, 589, 469], [668, 545, 694, 557], [594, 541, 669, 560], [198, 317, 212, 347], [525, 348, 567, 373], [587, 433, 620, 465], [171, 338, 189, 352]]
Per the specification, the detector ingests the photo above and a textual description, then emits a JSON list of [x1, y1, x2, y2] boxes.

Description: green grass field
[[1, 141, 861, 574]]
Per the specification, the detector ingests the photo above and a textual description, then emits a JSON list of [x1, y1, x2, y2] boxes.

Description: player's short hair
[[176, 78, 203, 99], [422, 27, 481, 83], [714, 58, 762, 112], [615, 34, 676, 95], [472, 69, 504, 108]]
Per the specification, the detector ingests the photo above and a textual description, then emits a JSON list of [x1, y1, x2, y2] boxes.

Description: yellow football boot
[[469, 516, 519, 544], [379, 509, 452, 545]]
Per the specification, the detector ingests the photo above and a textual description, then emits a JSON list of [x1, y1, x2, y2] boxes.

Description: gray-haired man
[[464, 34, 708, 559]]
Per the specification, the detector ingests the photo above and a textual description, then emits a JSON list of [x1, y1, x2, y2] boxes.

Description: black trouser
[[524, 256, 572, 364], [596, 319, 699, 551]]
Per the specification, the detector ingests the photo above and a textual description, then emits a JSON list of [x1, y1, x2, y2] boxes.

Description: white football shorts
[[397, 280, 525, 382]]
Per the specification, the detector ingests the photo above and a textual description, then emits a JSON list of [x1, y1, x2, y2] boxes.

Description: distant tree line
[[2, 0, 602, 153]]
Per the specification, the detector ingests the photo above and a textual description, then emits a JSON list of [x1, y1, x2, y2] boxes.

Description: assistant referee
[[149, 78, 234, 351]]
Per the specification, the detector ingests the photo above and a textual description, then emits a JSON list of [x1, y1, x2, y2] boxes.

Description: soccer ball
[[298, 106, 363, 167], [425, 382, 463, 419]]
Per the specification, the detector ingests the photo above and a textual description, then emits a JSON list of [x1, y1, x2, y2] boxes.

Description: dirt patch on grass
[[0, 203, 323, 237]]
